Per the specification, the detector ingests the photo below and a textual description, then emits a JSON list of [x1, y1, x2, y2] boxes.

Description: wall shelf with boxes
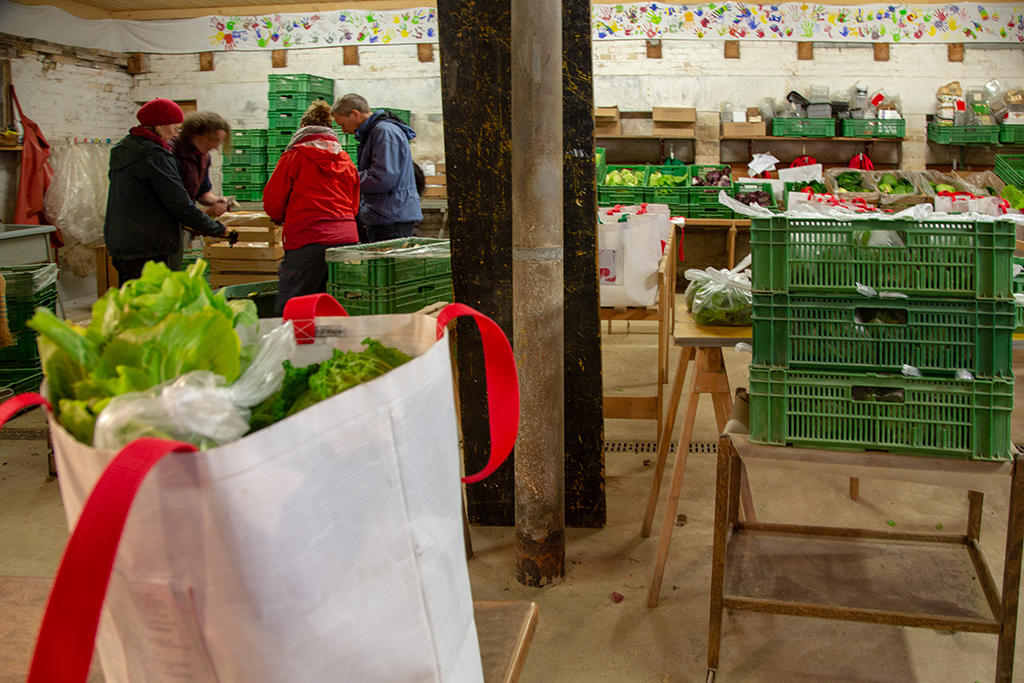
[[595, 106, 696, 164]]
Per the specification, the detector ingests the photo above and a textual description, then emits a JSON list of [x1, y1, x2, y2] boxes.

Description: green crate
[[748, 366, 1013, 460], [268, 93, 332, 115], [643, 165, 689, 210], [0, 365, 43, 394], [326, 238, 450, 288], [772, 118, 836, 138], [1014, 256, 1024, 331], [841, 118, 906, 139], [995, 155, 1024, 188], [268, 111, 303, 131], [222, 167, 268, 185], [1000, 125, 1024, 145], [217, 280, 278, 318], [380, 108, 411, 125], [0, 288, 57, 363], [752, 293, 1014, 378], [268, 73, 334, 97], [225, 148, 268, 166], [223, 185, 264, 202], [734, 181, 776, 210], [327, 276, 453, 316], [230, 129, 267, 147], [1, 263, 57, 300], [598, 165, 647, 206], [927, 122, 1000, 145], [750, 216, 1015, 299], [595, 147, 606, 183], [342, 142, 360, 161]]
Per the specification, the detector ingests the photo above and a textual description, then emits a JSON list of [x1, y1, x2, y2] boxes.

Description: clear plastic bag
[[43, 142, 110, 246], [93, 322, 297, 449], [685, 258, 752, 326]]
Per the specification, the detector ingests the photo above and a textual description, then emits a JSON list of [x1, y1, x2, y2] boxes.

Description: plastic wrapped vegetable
[[684, 265, 752, 326]]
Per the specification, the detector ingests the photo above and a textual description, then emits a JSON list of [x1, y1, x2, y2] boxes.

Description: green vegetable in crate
[[691, 168, 732, 187], [876, 173, 916, 195], [735, 189, 773, 207], [834, 171, 867, 193], [791, 181, 827, 194], [604, 168, 642, 187], [250, 338, 412, 431], [931, 182, 958, 194], [27, 260, 256, 445], [648, 171, 686, 187], [1001, 185, 1024, 210]]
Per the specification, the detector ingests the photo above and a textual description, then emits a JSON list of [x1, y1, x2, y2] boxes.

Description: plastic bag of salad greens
[[685, 256, 752, 326]]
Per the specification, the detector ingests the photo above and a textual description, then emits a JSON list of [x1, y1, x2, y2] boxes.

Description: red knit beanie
[[136, 98, 184, 127]]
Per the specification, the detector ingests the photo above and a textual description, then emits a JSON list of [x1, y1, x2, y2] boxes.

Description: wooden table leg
[[648, 347, 707, 607], [707, 350, 755, 523], [849, 477, 860, 501], [707, 435, 736, 672], [727, 224, 737, 270], [641, 346, 694, 538], [995, 461, 1024, 682]]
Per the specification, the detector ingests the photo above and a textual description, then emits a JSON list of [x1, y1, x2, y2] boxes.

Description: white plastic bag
[[684, 256, 752, 326], [43, 141, 110, 246]]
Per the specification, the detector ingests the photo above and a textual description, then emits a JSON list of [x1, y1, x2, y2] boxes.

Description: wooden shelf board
[[721, 136, 902, 143], [0, 146, 23, 152], [596, 134, 696, 140]]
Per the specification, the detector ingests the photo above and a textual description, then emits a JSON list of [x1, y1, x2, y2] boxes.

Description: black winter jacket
[[103, 133, 225, 261]]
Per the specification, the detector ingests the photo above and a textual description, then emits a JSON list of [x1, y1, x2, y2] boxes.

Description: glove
[[226, 229, 240, 246]]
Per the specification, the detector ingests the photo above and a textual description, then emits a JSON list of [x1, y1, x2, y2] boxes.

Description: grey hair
[[332, 93, 370, 117]]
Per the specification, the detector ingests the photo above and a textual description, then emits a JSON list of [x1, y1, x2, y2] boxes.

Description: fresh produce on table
[[790, 181, 827, 194], [931, 182, 958, 194], [28, 260, 257, 446], [834, 171, 869, 193], [647, 170, 687, 187], [1001, 185, 1024, 210], [735, 188, 773, 208], [603, 168, 642, 186], [875, 173, 916, 195], [690, 168, 732, 187], [684, 266, 752, 326]]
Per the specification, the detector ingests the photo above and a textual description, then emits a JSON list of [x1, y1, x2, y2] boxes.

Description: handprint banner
[[592, 3, 1023, 43], [210, 9, 437, 49]]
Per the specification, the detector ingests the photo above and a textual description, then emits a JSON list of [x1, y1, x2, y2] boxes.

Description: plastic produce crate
[[230, 129, 267, 147], [222, 167, 269, 185], [0, 288, 57, 363], [733, 180, 776, 211], [752, 293, 1014, 378], [327, 276, 453, 316], [0, 364, 43, 394], [685, 165, 734, 218], [643, 165, 689, 213], [595, 147, 606, 183], [224, 185, 264, 203], [772, 118, 836, 138], [268, 93, 332, 114], [1014, 256, 1024, 331], [268, 73, 334, 97], [995, 155, 1024, 188], [748, 366, 1013, 460], [750, 216, 1015, 299], [225, 148, 268, 167], [598, 164, 647, 206], [382, 108, 411, 125], [326, 238, 450, 288], [1000, 125, 1024, 145], [268, 111, 303, 131], [841, 118, 906, 138], [927, 122, 1000, 145], [218, 280, 278, 318], [342, 142, 360, 161]]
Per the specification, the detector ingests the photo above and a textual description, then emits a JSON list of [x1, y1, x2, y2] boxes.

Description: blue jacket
[[355, 111, 422, 225]]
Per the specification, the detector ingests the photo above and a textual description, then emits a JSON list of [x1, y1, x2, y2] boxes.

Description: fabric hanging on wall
[[11, 85, 55, 232], [0, 0, 1020, 52]]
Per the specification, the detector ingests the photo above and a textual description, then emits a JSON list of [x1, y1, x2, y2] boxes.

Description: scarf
[[129, 126, 169, 150]]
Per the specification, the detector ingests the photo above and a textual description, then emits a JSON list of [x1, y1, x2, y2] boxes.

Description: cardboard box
[[594, 106, 620, 122], [651, 107, 696, 123], [93, 244, 118, 297], [595, 121, 622, 137], [722, 121, 767, 137]]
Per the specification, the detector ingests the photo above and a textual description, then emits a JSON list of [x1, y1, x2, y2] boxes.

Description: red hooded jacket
[[263, 129, 359, 250]]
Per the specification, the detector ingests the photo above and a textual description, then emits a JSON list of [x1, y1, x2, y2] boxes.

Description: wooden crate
[[204, 212, 283, 288], [423, 171, 447, 198], [92, 244, 119, 297]]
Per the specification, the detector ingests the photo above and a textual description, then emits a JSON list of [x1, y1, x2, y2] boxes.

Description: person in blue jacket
[[332, 94, 422, 243]]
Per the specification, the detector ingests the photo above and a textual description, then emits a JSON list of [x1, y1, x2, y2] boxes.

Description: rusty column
[[511, 0, 564, 586]]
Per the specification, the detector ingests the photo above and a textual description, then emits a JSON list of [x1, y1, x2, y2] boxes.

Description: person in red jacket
[[263, 100, 360, 315]]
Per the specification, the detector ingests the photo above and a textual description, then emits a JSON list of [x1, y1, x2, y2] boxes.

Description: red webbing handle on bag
[[27, 436, 197, 683], [283, 293, 348, 344], [435, 303, 519, 484]]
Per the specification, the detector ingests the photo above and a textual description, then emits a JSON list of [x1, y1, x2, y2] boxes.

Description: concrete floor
[[2, 312, 1023, 681]]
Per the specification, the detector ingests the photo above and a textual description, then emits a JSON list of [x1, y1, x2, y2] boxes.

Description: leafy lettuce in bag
[[684, 263, 752, 326], [28, 260, 256, 445]]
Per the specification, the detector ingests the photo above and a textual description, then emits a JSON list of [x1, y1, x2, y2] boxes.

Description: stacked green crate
[[224, 129, 267, 203], [0, 263, 58, 393], [643, 165, 688, 214], [748, 216, 1016, 460], [685, 165, 734, 218], [267, 73, 335, 170], [1014, 256, 1024, 331], [325, 238, 451, 315]]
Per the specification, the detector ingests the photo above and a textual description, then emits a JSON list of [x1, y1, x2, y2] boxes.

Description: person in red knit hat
[[263, 99, 359, 315], [103, 98, 234, 283]]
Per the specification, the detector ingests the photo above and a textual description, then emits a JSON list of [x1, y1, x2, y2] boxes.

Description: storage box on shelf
[[927, 122, 1000, 145], [597, 164, 647, 205], [1000, 124, 1024, 145], [325, 238, 452, 315], [686, 164, 734, 218], [722, 121, 767, 137], [651, 107, 696, 137], [594, 106, 621, 137], [841, 118, 905, 138], [771, 118, 836, 138], [204, 213, 283, 287]]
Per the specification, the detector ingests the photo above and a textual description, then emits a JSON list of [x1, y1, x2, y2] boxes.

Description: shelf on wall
[[0, 146, 23, 152]]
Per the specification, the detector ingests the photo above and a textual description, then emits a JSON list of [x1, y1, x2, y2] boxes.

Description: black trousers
[[275, 242, 351, 316], [112, 250, 181, 284], [363, 221, 416, 244]]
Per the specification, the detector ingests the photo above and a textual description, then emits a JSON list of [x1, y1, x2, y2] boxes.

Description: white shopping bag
[[3, 296, 519, 683], [598, 210, 668, 307]]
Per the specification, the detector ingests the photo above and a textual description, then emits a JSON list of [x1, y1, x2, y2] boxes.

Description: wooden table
[[601, 229, 677, 438], [0, 576, 536, 683], [642, 307, 756, 607], [707, 433, 1024, 683]]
